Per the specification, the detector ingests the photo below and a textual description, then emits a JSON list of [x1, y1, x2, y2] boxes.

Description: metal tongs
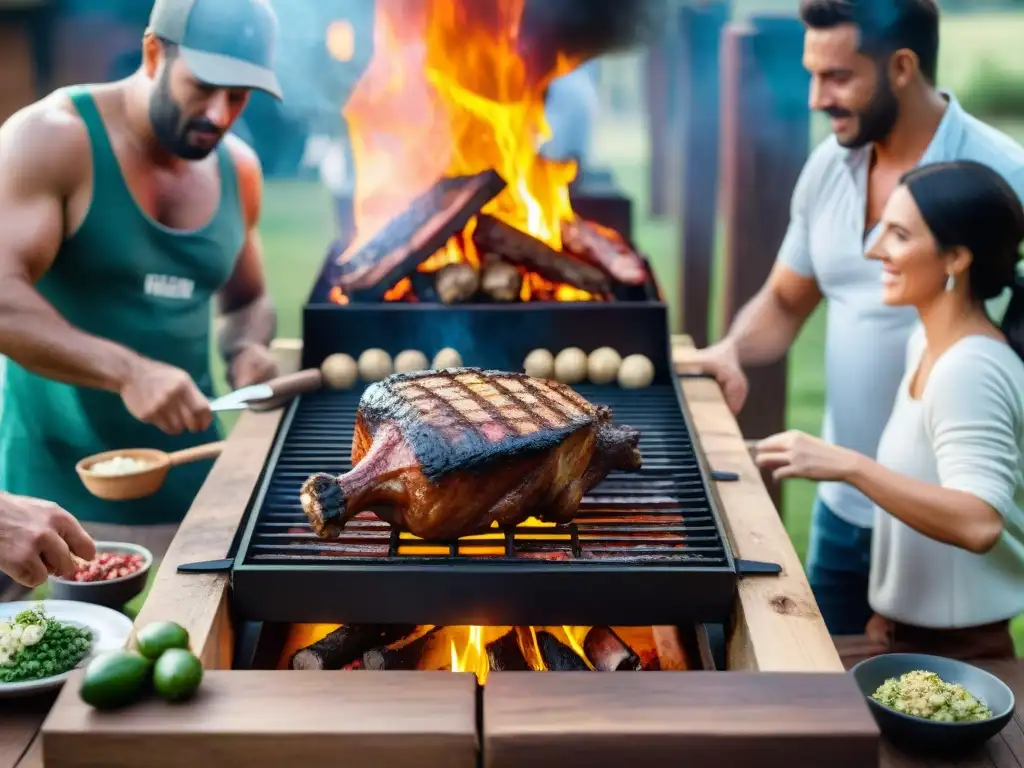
[[210, 369, 324, 412]]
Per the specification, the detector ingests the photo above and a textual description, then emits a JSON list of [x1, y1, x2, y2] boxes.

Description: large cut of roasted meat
[[300, 368, 642, 541]]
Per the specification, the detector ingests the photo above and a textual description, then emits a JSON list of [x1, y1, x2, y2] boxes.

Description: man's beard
[[826, 69, 900, 149], [148, 67, 223, 160]]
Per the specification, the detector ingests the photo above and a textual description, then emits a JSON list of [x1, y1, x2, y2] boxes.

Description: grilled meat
[[300, 368, 642, 540]]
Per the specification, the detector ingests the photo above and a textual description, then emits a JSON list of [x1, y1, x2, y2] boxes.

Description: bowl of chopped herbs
[[851, 654, 1015, 752]]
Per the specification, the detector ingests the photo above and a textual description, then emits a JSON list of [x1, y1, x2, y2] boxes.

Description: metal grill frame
[[227, 374, 742, 627]]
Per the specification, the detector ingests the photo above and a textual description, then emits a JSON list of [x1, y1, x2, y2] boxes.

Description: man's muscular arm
[[0, 103, 140, 390], [721, 263, 822, 367], [216, 135, 278, 388], [0, 100, 212, 435]]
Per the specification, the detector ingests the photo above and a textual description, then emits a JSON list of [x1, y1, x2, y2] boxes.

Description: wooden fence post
[[676, 0, 730, 344], [719, 15, 810, 515], [644, 22, 677, 219]]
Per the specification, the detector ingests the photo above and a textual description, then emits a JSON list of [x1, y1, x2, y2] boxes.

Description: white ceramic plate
[[0, 599, 133, 697]]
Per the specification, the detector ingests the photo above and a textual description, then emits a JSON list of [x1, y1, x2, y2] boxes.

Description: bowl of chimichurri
[[850, 653, 1015, 752]]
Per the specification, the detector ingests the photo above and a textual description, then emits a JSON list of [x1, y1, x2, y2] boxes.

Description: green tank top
[[0, 87, 244, 526]]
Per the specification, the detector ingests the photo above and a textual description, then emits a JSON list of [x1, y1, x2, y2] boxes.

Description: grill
[[225, 380, 747, 627], [180, 182, 780, 627]]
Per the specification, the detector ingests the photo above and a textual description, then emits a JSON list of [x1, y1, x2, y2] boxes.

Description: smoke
[[519, 0, 670, 67], [263, 0, 373, 128]]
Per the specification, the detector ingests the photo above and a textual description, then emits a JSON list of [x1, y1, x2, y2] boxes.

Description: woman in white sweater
[[755, 160, 1024, 661]]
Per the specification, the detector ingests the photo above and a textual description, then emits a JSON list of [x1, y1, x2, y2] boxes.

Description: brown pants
[[834, 613, 1016, 670], [81, 522, 178, 562]]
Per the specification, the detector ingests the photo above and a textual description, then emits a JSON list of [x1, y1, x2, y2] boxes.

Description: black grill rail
[[243, 384, 728, 566]]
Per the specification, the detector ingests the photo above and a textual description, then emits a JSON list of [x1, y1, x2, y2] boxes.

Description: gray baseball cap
[[149, 0, 282, 100]]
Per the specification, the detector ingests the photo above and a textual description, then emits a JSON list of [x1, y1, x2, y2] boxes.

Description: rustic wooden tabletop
[[3, 661, 1023, 768], [1, 337, 1020, 767]]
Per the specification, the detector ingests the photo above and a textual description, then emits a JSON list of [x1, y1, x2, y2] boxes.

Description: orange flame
[[279, 624, 679, 679], [340, 0, 586, 301]]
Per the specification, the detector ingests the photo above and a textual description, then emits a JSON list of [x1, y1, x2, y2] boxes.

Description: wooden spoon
[[75, 441, 225, 502]]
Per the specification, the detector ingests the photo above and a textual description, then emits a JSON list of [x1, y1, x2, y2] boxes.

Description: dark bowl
[[47, 541, 152, 610], [850, 653, 1015, 753]]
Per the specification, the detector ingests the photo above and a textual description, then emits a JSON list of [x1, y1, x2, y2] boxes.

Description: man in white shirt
[[677, 0, 1024, 635]]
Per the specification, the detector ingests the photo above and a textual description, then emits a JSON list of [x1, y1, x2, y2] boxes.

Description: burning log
[[435, 263, 480, 304], [486, 631, 531, 671], [336, 170, 505, 302], [561, 217, 647, 286], [473, 214, 611, 296], [583, 626, 643, 671], [536, 631, 589, 671], [289, 624, 418, 670], [480, 256, 523, 302], [361, 627, 446, 671]]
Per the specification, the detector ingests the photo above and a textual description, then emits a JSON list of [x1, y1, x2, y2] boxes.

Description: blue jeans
[[806, 497, 874, 636]]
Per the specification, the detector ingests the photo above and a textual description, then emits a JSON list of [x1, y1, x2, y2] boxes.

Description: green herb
[[871, 670, 993, 722], [0, 605, 93, 684]]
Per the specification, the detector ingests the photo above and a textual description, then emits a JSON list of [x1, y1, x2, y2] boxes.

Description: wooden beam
[[483, 672, 877, 768], [676, 0, 730, 345], [43, 672, 478, 768], [718, 16, 810, 511], [672, 334, 839, 672], [123, 409, 284, 669], [644, 36, 672, 218]]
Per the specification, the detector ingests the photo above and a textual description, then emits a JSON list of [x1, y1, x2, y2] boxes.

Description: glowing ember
[[338, 0, 593, 303]]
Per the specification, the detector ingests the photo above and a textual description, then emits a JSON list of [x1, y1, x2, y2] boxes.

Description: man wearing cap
[[0, 0, 284, 559]]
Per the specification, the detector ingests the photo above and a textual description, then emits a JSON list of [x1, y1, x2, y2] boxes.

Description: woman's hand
[[754, 430, 862, 482]]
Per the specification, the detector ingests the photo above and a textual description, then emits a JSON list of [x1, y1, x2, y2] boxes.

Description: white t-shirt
[[778, 92, 1024, 528], [870, 327, 1024, 628]]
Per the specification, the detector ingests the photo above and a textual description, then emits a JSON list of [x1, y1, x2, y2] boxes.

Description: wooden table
[[0, 335, 1017, 767]]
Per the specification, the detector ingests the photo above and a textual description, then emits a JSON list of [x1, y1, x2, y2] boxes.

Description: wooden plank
[[483, 672, 878, 768], [644, 42, 671, 218], [42, 671, 478, 768], [670, 333, 841, 672], [717, 17, 810, 514], [0, 693, 53, 768], [14, 735, 39, 768], [0, 22, 37, 125], [122, 408, 285, 668], [683, 375, 841, 672], [676, 1, 730, 347]]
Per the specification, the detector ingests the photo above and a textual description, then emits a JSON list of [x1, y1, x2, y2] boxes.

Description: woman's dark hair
[[799, 0, 940, 84], [900, 160, 1024, 358]]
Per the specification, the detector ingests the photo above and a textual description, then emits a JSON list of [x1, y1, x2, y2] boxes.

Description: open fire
[[330, 0, 647, 305], [278, 624, 689, 683]]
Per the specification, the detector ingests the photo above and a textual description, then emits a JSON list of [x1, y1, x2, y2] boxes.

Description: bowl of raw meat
[[48, 542, 152, 609]]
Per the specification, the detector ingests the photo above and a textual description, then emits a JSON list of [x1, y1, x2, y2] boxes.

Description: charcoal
[[486, 631, 531, 671], [336, 171, 505, 302], [583, 626, 642, 671], [473, 214, 610, 296], [289, 624, 418, 670], [436, 263, 480, 304], [361, 627, 446, 670], [536, 631, 588, 670]]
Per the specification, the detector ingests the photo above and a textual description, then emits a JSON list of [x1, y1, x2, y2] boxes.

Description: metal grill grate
[[243, 384, 728, 566], [229, 380, 740, 626]]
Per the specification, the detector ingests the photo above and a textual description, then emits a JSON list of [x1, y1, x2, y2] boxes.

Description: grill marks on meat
[[301, 368, 642, 541], [359, 369, 596, 479]]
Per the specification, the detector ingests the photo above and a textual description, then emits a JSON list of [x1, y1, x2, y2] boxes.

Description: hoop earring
[[945, 274, 956, 293]]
